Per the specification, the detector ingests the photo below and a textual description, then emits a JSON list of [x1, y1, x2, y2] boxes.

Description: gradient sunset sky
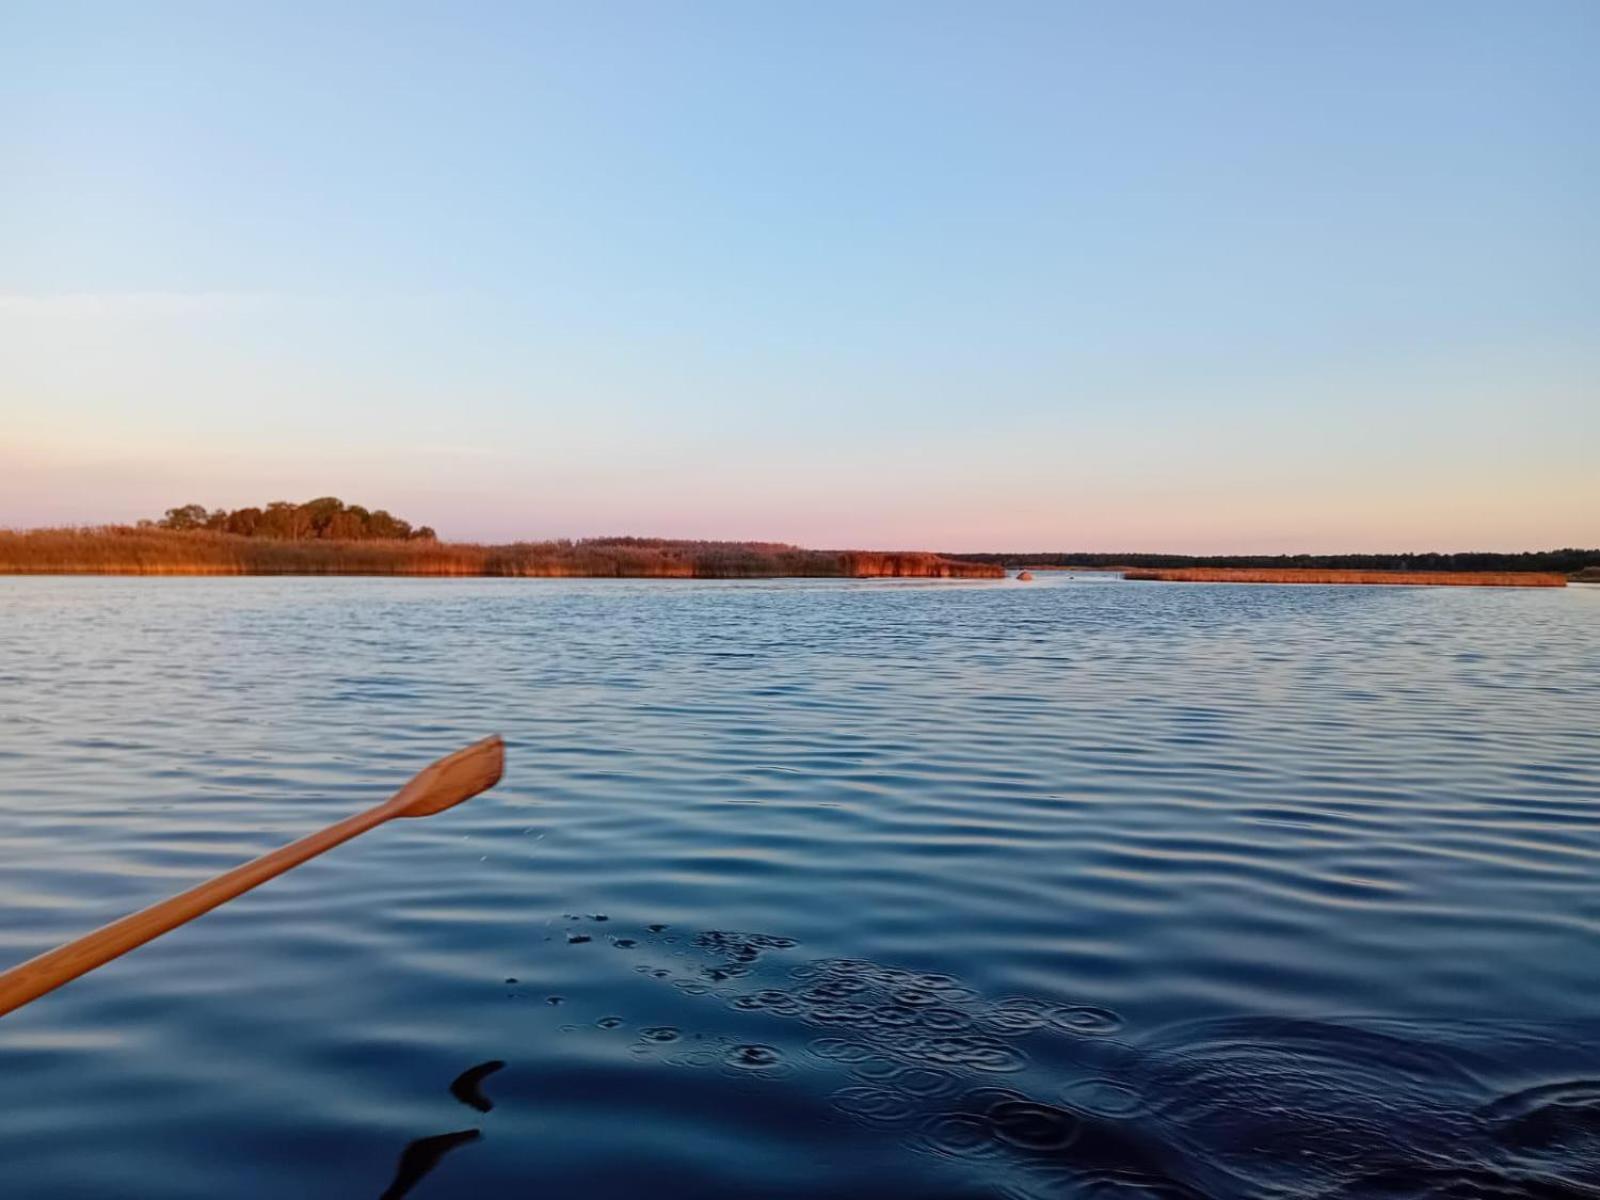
[[3, 2, 1595, 551]]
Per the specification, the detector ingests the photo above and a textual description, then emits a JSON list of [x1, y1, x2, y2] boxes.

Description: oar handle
[[0, 736, 503, 1019]]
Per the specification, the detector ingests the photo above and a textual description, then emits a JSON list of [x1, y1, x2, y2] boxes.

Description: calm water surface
[[1, 576, 1598, 1198]]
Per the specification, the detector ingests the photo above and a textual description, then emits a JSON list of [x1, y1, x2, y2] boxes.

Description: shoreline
[[0, 567, 1006, 580], [1121, 567, 1566, 588], [0, 529, 1003, 580]]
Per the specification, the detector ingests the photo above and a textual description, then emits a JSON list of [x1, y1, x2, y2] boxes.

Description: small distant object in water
[[1016, 570, 1034, 582]]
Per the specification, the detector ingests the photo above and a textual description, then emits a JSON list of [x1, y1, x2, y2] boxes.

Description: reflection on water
[[0, 576, 1597, 1198], [448, 1060, 505, 1113], [378, 1129, 481, 1200]]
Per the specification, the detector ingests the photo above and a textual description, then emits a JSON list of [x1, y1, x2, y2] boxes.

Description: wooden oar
[[0, 735, 504, 1019]]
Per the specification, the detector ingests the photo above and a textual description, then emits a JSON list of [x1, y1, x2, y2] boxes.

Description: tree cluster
[[148, 498, 436, 542]]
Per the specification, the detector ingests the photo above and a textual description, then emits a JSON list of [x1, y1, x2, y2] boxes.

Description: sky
[[2, 1, 1595, 552]]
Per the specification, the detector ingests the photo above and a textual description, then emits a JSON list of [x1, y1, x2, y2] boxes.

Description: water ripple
[[0, 576, 1597, 1197]]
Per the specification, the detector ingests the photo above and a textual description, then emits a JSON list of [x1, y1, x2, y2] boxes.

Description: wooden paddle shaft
[[0, 736, 503, 1019]]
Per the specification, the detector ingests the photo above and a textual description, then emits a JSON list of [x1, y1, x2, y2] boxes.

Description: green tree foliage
[[155, 498, 433, 541]]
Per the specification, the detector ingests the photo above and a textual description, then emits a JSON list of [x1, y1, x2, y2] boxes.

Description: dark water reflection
[[1, 576, 1598, 1197]]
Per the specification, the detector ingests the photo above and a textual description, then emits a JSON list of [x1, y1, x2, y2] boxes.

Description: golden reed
[[0, 528, 1004, 579]]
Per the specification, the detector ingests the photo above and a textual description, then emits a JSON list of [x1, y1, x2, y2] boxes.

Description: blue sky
[[2, 1, 1595, 549]]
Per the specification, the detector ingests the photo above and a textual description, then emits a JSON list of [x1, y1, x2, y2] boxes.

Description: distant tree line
[[144, 498, 436, 542], [953, 549, 1600, 574]]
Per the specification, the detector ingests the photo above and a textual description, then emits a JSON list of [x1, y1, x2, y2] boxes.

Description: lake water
[[1, 575, 1598, 1199]]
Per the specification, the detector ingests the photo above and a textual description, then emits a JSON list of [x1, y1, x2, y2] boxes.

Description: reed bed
[[1122, 567, 1566, 588], [0, 528, 1003, 579]]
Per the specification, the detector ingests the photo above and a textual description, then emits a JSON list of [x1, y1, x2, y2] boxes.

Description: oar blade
[[392, 735, 505, 818]]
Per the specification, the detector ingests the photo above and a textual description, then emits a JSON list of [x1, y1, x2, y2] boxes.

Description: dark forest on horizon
[[955, 549, 1600, 574]]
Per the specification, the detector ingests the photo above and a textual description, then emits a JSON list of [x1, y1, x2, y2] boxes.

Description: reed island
[[0, 499, 1002, 579]]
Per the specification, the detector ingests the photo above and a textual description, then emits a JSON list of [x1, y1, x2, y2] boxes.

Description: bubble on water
[[695, 931, 798, 958], [934, 985, 982, 1004], [504, 977, 518, 985], [893, 1066, 961, 1099], [869, 1004, 921, 1030], [848, 1054, 903, 1081], [961, 1085, 1030, 1111], [1060, 1078, 1145, 1118], [639, 1026, 681, 1043], [917, 1036, 1028, 1073], [988, 1099, 1082, 1151], [625, 941, 1154, 1172], [546, 995, 564, 1006], [1049, 1006, 1125, 1036], [987, 997, 1053, 1035], [805, 957, 875, 979], [807, 1038, 878, 1063], [604, 967, 1600, 1200], [667, 1049, 719, 1069], [831, 1085, 918, 1126], [647, 923, 669, 933], [918, 1007, 977, 1034], [596, 1016, 623, 1029], [567, 933, 591, 945], [613, 938, 637, 949], [725, 1044, 783, 1069], [799, 978, 868, 1002], [911, 1112, 1004, 1160], [805, 1001, 877, 1027], [731, 989, 804, 1015], [851, 1057, 961, 1097]]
